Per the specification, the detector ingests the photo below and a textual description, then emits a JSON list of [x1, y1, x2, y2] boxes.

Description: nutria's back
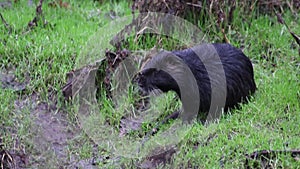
[[172, 43, 256, 110]]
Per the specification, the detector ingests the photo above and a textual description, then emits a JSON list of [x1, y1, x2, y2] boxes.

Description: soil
[[12, 93, 99, 168]]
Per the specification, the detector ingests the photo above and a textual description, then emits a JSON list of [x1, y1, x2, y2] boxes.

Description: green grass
[[1, 0, 299, 168]]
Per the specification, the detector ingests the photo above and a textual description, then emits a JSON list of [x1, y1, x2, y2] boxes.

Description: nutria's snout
[[132, 72, 145, 87], [132, 68, 164, 96], [132, 71, 149, 95], [131, 72, 141, 84]]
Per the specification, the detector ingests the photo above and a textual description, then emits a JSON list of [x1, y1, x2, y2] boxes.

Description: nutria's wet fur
[[134, 43, 256, 122]]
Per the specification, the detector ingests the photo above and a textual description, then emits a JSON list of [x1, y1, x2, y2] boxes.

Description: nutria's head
[[133, 67, 180, 96], [133, 51, 192, 97], [133, 68, 160, 95]]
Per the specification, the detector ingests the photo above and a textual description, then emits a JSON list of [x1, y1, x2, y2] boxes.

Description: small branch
[[221, 28, 230, 44], [25, 0, 48, 34], [245, 149, 300, 168], [0, 13, 12, 34], [246, 149, 300, 159], [27, 0, 44, 28], [186, 2, 202, 8], [274, 8, 300, 47]]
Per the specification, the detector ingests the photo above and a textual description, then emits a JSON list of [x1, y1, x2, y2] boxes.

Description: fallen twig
[[139, 146, 177, 168], [24, 0, 48, 34], [221, 28, 230, 44], [0, 148, 15, 169], [28, 0, 45, 27], [186, 2, 202, 8], [274, 9, 300, 47], [245, 149, 300, 168], [0, 13, 12, 34]]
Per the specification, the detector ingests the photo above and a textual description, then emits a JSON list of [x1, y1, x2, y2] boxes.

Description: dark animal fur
[[134, 43, 256, 122]]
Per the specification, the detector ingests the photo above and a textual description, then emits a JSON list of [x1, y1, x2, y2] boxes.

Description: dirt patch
[[30, 101, 76, 167], [0, 71, 29, 92], [12, 93, 98, 168]]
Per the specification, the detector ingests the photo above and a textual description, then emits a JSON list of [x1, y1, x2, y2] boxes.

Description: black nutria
[[134, 43, 256, 123]]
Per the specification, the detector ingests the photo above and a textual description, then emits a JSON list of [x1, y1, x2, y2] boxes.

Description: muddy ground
[[0, 87, 110, 169]]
